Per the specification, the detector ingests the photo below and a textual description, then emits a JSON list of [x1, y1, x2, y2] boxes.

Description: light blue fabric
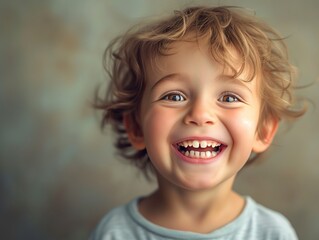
[[90, 196, 298, 240]]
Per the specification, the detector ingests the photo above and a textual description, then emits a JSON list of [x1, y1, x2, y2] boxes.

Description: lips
[[175, 139, 225, 159]]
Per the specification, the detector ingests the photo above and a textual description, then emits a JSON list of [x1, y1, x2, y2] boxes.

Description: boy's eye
[[162, 93, 186, 102], [218, 93, 240, 103]]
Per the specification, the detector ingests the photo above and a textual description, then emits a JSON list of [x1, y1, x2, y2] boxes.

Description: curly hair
[[94, 6, 306, 177]]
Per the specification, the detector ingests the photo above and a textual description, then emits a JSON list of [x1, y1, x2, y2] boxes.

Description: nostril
[[205, 120, 214, 125], [187, 119, 214, 126]]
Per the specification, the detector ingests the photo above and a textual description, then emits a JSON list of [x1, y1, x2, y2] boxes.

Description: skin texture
[[124, 38, 278, 233]]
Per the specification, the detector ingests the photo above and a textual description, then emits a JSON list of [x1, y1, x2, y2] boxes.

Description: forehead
[[145, 38, 260, 88]]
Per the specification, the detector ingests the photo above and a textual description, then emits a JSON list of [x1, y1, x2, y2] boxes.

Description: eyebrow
[[151, 73, 181, 90], [151, 73, 254, 94], [219, 76, 253, 94]]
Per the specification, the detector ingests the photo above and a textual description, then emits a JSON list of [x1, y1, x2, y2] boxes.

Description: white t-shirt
[[90, 196, 298, 240]]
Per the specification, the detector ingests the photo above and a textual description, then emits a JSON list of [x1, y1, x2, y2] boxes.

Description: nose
[[183, 97, 216, 126]]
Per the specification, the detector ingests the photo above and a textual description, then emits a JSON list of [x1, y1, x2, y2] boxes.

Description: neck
[[139, 174, 245, 233]]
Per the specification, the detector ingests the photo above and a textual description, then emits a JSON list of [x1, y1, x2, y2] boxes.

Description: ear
[[123, 114, 146, 150], [252, 117, 279, 153]]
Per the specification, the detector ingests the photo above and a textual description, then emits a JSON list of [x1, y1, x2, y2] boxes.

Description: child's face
[[128, 39, 275, 191]]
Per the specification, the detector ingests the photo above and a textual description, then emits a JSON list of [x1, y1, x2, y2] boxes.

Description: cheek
[[141, 106, 177, 169], [141, 106, 174, 143], [239, 117, 258, 132], [224, 110, 260, 166], [227, 110, 259, 142]]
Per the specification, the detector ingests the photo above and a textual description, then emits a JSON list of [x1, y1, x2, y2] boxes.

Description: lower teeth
[[183, 150, 217, 158]]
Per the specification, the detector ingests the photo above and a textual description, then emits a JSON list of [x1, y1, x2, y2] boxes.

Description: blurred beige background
[[0, 0, 318, 239]]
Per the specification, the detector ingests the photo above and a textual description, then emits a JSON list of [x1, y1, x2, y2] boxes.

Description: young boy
[[91, 6, 306, 239]]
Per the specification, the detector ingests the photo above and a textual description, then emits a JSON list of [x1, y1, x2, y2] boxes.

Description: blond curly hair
[[94, 6, 306, 177]]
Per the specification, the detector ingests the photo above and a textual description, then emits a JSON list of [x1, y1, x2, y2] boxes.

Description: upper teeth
[[178, 140, 221, 148]]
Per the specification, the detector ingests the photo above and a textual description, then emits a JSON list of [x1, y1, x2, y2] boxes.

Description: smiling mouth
[[176, 140, 225, 159]]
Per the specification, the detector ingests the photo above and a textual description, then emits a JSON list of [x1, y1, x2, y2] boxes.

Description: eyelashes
[[161, 92, 186, 102], [160, 91, 243, 103], [218, 92, 242, 103]]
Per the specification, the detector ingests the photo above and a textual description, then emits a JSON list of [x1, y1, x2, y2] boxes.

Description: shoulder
[[89, 199, 138, 240], [246, 197, 298, 239]]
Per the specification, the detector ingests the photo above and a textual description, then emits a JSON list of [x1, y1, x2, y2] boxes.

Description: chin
[[176, 179, 221, 191]]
